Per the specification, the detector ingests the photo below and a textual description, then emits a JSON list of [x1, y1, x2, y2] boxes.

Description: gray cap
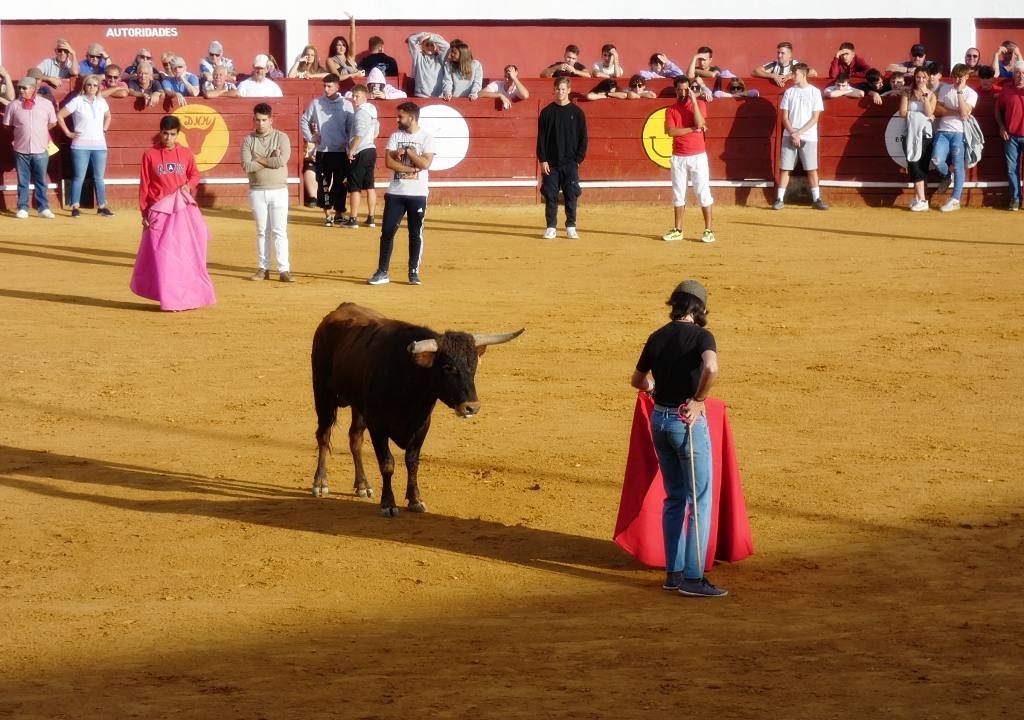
[[673, 279, 707, 305], [209, 40, 223, 54], [18, 76, 38, 88]]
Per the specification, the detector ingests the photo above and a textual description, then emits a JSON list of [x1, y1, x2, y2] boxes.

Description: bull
[[311, 302, 524, 516]]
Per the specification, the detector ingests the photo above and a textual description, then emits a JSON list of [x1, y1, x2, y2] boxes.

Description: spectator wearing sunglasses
[[78, 43, 109, 77], [125, 49, 154, 78], [36, 39, 79, 89], [713, 76, 759, 98], [127, 62, 165, 107], [886, 43, 927, 77], [99, 64, 129, 98], [199, 41, 236, 83], [627, 75, 657, 98], [161, 57, 201, 107], [963, 47, 982, 71]]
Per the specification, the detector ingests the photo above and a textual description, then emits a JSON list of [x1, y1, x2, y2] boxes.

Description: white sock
[[776, 187, 785, 201], [810, 187, 821, 201]]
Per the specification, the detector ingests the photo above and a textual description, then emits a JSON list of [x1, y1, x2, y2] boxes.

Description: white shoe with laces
[[543, 227, 556, 239], [940, 198, 961, 213], [910, 199, 929, 212], [566, 226, 580, 239], [38, 209, 55, 219]]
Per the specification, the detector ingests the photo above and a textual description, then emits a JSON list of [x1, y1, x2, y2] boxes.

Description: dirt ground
[[1, 200, 1021, 719]]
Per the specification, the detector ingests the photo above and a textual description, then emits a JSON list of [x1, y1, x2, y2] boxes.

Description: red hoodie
[[139, 144, 199, 211]]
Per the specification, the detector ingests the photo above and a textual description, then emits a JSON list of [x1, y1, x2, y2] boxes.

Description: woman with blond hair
[[288, 45, 327, 79], [56, 74, 114, 217], [441, 40, 483, 100]]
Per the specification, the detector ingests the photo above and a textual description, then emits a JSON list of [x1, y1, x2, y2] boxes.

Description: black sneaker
[[408, 271, 421, 285], [812, 198, 829, 211], [71, 208, 81, 218], [936, 174, 952, 195], [324, 215, 335, 227], [365, 215, 376, 228], [678, 577, 729, 598], [339, 217, 359, 229], [367, 271, 389, 285], [97, 207, 115, 217], [662, 571, 683, 591], [304, 199, 318, 208]]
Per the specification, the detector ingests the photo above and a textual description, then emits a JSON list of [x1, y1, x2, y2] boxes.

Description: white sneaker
[[38, 209, 55, 219], [15, 209, 29, 219], [940, 199, 961, 213], [910, 199, 929, 212], [566, 226, 580, 240], [542, 227, 556, 239]]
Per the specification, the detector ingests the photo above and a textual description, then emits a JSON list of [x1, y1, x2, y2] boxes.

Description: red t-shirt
[[996, 84, 1024, 137], [665, 99, 708, 157], [139, 145, 199, 211]]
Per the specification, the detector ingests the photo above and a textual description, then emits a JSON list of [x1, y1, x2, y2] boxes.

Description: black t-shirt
[[636, 321, 716, 407], [855, 80, 891, 94], [358, 52, 399, 77]]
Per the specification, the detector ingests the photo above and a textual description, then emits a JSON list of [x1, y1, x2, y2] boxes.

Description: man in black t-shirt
[[357, 36, 399, 78], [540, 44, 592, 79], [536, 77, 588, 239]]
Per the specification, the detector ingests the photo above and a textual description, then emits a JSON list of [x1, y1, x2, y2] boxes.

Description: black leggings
[[904, 137, 933, 183], [315, 151, 349, 213], [376, 194, 427, 273]]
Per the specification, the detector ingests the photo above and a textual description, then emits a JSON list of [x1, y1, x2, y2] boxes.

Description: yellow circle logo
[[641, 108, 672, 169], [172, 104, 229, 172]]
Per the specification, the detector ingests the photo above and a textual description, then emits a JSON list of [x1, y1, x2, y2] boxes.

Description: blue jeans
[[650, 408, 712, 579], [14, 152, 50, 211], [1005, 134, 1024, 204], [931, 131, 965, 201], [70, 147, 108, 207]]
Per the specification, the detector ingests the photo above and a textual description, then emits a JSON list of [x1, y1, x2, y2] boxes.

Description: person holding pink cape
[[130, 115, 216, 311]]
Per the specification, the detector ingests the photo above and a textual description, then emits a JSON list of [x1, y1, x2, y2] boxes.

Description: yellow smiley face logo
[[641, 108, 672, 169], [172, 104, 229, 171]]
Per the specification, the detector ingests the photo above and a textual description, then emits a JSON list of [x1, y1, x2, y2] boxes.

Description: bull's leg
[[368, 428, 398, 517], [349, 409, 373, 498], [312, 379, 338, 498], [404, 421, 431, 513]]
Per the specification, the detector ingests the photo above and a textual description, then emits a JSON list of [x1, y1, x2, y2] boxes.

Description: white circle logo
[[884, 113, 908, 169], [417, 105, 470, 171]]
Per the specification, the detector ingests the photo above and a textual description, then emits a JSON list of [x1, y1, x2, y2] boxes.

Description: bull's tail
[[311, 336, 337, 452]]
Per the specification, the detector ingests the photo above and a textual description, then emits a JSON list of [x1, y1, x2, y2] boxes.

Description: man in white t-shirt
[[478, 65, 531, 110], [367, 102, 436, 286], [237, 55, 283, 98], [930, 63, 977, 212], [774, 63, 827, 210]]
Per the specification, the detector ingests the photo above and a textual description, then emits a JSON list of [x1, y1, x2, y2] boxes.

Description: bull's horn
[[408, 338, 439, 354], [473, 329, 525, 347]]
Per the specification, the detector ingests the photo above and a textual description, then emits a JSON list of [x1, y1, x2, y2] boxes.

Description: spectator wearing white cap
[[161, 57, 201, 107], [238, 55, 283, 98], [2, 76, 58, 219], [78, 43, 109, 77], [36, 39, 79, 89], [199, 41, 236, 83]]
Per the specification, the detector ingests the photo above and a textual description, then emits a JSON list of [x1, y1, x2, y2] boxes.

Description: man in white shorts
[[774, 63, 828, 210], [662, 75, 715, 243]]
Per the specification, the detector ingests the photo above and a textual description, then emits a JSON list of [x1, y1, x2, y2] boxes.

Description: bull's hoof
[[380, 506, 399, 518], [355, 487, 374, 498], [312, 485, 329, 498], [408, 501, 427, 513]]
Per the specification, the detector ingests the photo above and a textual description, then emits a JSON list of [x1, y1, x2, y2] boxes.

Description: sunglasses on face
[[138, 54, 151, 59], [967, 54, 980, 58], [210, 52, 221, 57], [88, 54, 102, 59], [105, 74, 120, 80]]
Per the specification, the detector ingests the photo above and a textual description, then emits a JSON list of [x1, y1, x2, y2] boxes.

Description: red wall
[[1, 21, 285, 79], [309, 20, 950, 84], [975, 20, 1024, 63]]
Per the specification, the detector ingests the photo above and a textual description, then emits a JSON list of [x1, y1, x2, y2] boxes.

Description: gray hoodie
[[300, 93, 353, 152], [408, 32, 449, 98]]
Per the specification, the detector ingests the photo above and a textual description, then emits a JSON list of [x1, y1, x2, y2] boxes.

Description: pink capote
[[130, 188, 216, 312], [614, 392, 755, 568]]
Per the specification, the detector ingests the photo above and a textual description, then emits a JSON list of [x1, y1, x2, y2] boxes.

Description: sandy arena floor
[[0, 201, 1022, 718]]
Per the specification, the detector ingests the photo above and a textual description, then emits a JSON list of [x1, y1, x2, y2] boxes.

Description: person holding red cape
[[130, 115, 216, 311], [630, 279, 727, 598]]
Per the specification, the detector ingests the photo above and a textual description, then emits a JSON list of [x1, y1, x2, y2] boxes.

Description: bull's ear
[[413, 352, 436, 368], [476, 345, 488, 358]]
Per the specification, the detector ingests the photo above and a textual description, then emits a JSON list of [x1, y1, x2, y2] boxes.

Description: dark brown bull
[[311, 302, 523, 516]]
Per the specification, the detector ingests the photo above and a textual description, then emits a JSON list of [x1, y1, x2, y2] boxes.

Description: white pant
[[670, 153, 714, 208], [250, 188, 290, 272]]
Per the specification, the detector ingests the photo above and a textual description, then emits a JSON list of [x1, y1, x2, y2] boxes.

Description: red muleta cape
[[613, 392, 754, 568]]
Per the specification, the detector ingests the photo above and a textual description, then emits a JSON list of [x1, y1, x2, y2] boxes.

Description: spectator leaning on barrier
[[100, 65, 129, 98], [204, 65, 239, 98], [687, 47, 720, 83], [964, 47, 982, 71], [824, 72, 865, 99], [994, 61, 1024, 211], [993, 41, 1022, 79], [161, 57, 201, 106], [479, 65, 530, 109], [79, 44, 109, 78], [639, 53, 683, 81], [536, 76, 588, 240], [662, 74, 715, 244], [37, 39, 79, 89], [340, 84, 380, 230], [828, 42, 870, 80], [753, 42, 815, 87], [56, 74, 114, 218], [887, 43, 927, 78], [774, 63, 827, 211], [359, 35, 400, 78], [886, 72, 907, 95], [3, 76, 58, 219], [288, 45, 327, 79], [408, 31, 450, 97], [627, 74, 657, 99], [586, 77, 627, 101], [199, 41, 236, 83], [238, 55, 283, 98], [242, 102, 294, 283], [300, 73, 354, 226], [540, 45, 591, 79], [592, 44, 624, 78], [855, 68, 890, 105], [127, 62, 164, 107], [0, 66, 14, 109], [931, 63, 977, 213], [900, 67, 937, 212], [442, 40, 483, 100]]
